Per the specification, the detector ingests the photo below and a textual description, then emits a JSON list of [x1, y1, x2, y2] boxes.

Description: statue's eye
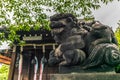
[[66, 17, 73, 22]]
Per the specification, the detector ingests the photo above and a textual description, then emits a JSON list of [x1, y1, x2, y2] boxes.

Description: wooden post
[[8, 45, 17, 80], [27, 53, 31, 80]]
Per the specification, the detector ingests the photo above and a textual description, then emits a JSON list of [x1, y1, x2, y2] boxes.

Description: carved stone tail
[[104, 44, 120, 66], [82, 43, 120, 69]]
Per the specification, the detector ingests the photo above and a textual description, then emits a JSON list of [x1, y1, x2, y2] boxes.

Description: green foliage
[[115, 27, 120, 47], [115, 64, 120, 73], [115, 22, 120, 73], [0, 64, 9, 80], [0, 0, 119, 45]]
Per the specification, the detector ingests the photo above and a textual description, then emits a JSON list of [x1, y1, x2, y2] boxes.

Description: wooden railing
[[0, 54, 11, 65]]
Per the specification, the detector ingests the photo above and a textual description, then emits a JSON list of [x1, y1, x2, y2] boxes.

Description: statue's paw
[[59, 61, 68, 66]]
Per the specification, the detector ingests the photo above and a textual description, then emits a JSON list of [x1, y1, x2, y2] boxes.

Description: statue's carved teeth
[[52, 28, 64, 33]]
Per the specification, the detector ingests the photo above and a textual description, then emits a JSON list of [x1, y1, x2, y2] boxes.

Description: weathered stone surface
[[49, 13, 120, 71], [59, 66, 115, 73], [50, 73, 120, 80]]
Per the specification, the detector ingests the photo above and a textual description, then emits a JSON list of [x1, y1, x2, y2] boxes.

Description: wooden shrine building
[[8, 29, 58, 80]]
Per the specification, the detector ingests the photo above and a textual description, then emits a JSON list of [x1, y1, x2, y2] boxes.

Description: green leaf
[[0, 64, 9, 80]]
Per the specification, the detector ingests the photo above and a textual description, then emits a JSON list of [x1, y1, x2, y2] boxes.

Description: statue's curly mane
[[50, 13, 77, 22]]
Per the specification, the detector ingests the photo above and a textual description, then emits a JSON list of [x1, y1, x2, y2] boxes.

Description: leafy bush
[[115, 26, 120, 73], [115, 27, 120, 47], [0, 64, 9, 80]]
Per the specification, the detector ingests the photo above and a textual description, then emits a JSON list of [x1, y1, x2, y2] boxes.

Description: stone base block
[[50, 73, 120, 80], [59, 66, 115, 73]]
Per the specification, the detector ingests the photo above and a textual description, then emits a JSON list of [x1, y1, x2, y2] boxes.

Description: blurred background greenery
[[0, 64, 9, 80]]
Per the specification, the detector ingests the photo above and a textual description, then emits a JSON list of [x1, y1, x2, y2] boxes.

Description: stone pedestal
[[50, 73, 120, 80], [49, 66, 119, 80], [59, 66, 115, 73]]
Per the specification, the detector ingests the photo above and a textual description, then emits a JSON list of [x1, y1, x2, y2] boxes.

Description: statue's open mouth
[[51, 27, 64, 34]]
